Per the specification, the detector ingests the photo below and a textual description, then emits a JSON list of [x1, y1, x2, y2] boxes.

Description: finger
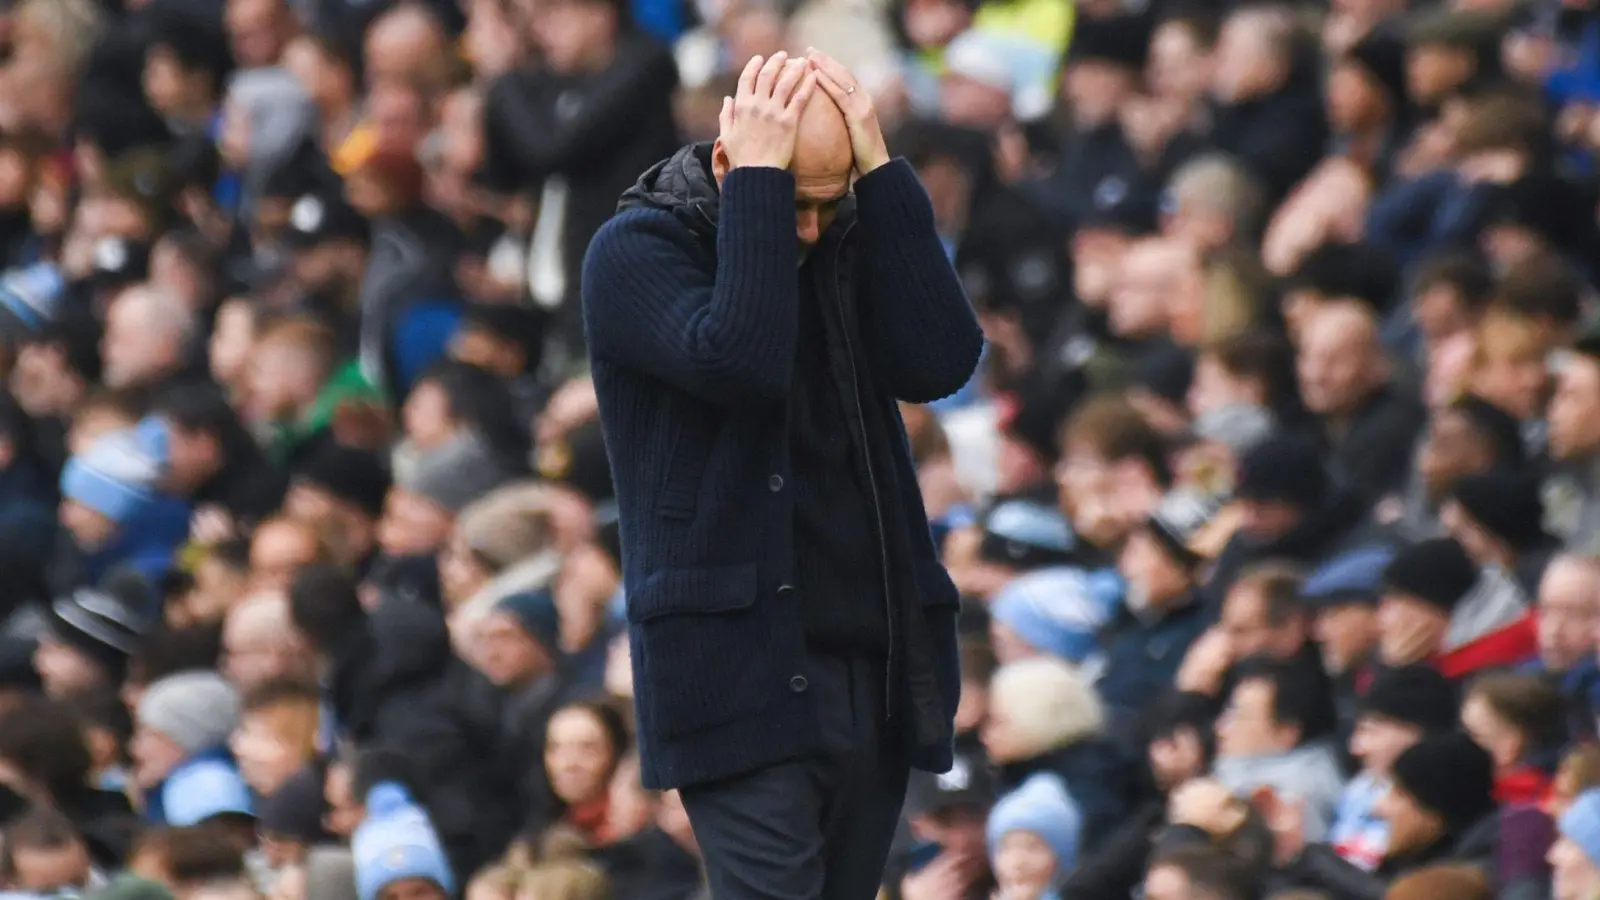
[[772, 56, 807, 105], [736, 55, 763, 100], [755, 50, 787, 98], [805, 48, 854, 85], [719, 95, 733, 132], [812, 66, 847, 104], [788, 69, 819, 110]]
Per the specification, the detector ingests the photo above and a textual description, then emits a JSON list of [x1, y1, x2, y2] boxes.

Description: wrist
[[857, 144, 891, 174]]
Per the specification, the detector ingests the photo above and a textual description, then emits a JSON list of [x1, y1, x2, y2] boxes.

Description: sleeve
[[581, 168, 801, 408], [392, 300, 464, 396], [849, 159, 985, 404], [1288, 844, 1388, 900]]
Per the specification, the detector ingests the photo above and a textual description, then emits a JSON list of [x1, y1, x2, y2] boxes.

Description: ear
[[711, 138, 729, 187]]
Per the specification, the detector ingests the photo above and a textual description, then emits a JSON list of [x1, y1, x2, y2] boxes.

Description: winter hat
[[1191, 403, 1276, 458], [49, 587, 144, 680], [353, 782, 456, 900], [985, 772, 1083, 872], [305, 848, 359, 900], [395, 431, 512, 514], [1128, 344, 1195, 408], [1344, 31, 1408, 112], [87, 237, 152, 291], [136, 671, 240, 754], [284, 188, 369, 250], [1359, 664, 1459, 733], [456, 483, 558, 571], [494, 590, 563, 658], [980, 498, 1079, 569], [539, 417, 615, 508], [1382, 537, 1480, 614], [1233, 435, 1328, 510], [1146, 487, 1226, 567], [60, 429, 167, 526], [259, 765, 330, 844], [294, 444, 391, 518], [1301, 545, 1397, 609], [989, 568, 1116, 665], [1559, 788, 1600, 868], [0, 262, 66, 345], [160, 755, 254, 825], [905, 742, 996, 818], [1390, 732, 1496, 831], [1448, 471, 1551, 552]]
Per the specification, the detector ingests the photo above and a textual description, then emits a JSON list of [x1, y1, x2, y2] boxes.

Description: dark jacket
[[482, 33, 680, 360], [1206, 60, 1329, 200], [327, 600, 518, 876], [1097, 596, 1209, 744], [1324, 382, 1426, 504], [0, 459, 58, 617], [356, 206, 465, 400], [581, 144, 983, 789], [1287, 811, 1498, 900], [1202, 490, 1380, 617], [997, 740, 1131, 856]]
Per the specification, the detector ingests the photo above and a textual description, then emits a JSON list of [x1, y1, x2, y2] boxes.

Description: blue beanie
[[989, 567, 1113, 665], [1561, 788, 1600, 868], [494, 590, 563, 656], [353, 783, 455, 900], [61, 429, 165, 525], [985, 773, 1082, 873]]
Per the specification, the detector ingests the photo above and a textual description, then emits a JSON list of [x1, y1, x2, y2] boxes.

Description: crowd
[[3, 0, 1600, 899]]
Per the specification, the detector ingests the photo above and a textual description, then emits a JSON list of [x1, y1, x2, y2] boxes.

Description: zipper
[[830, 221, 897, 720]]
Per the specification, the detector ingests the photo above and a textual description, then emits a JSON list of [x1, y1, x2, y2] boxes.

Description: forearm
[[852, 159, 984, 403]]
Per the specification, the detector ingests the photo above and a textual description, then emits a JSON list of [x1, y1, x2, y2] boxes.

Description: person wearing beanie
[[286, 443, 391, 570], [58, 427, 192, 588], [1290, 733, 1498, 894], [989, 567, 1118, 667], [1552, 788, 1600, 900], [132, 672, 253, 827], [352, 782, 455, 900], [1099, 488, 1216, 735], [1443, 470, 1558, 595], [1378, 536, 1535, 680], [33, 588, 144, 697], [484, 589, 573, 816], [1402, 393, 1524, 542], [1328, 664, 1458, 871], [985, 772, 1081, 900]]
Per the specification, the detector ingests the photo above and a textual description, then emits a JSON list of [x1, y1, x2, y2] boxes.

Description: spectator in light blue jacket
[[133, 672, 253, 827]]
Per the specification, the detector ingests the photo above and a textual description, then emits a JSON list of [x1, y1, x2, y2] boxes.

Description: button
[[768, 474, 784, 492], [776, 584, 795, 597], [789, 675, 808, 693]]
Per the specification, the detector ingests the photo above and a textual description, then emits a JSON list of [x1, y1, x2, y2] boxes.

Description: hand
[[1268, 794, 1308, 866], [1168, 777, 1248, 837], [1175, 627, 1235, 696], [806, 48, 891, 174], [719, 52, 817, 170], [901, 851, 979, 900], [190, 505, 236, 545]]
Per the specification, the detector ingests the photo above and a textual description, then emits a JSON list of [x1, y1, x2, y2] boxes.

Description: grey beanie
[[395, 432, 511, 514], [137, 671, 241, 754]]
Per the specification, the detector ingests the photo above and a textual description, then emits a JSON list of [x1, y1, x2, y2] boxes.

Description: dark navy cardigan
[[581, 154, 984, 790]]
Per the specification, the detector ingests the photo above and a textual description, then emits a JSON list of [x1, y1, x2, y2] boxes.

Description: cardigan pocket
[[630, 563, 777, 740]]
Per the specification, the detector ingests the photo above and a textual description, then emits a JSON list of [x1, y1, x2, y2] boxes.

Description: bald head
[[792, 93, 852, 181]]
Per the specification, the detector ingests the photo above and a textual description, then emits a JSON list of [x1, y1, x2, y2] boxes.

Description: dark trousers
[[680, 653, 910, 900]]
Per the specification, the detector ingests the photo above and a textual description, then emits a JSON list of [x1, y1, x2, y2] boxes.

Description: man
[[1545, 333, 1600, 551], [581, 50, 982, 899], [1379, 536, 1533, 680], [1208, 4, 1328, 200], [1300, 546, 1394, 740], [1527, 554, 1600, 735], [1211, 658, 1345, 841]]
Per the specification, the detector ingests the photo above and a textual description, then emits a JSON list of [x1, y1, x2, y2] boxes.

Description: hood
[[448, 550, 563, 661], [617, 142, 722, 236], [357, 599, 454, 692]]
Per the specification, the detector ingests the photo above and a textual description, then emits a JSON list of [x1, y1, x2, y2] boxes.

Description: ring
[[845, 84, 856, 94]]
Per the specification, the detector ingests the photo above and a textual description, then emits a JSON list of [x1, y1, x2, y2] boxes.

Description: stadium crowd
[[4, 0, 1600, 899]]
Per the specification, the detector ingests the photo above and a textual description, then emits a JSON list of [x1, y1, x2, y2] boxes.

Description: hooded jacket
[[326, 600, 517, 878], [581, 143, 983, 789]]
